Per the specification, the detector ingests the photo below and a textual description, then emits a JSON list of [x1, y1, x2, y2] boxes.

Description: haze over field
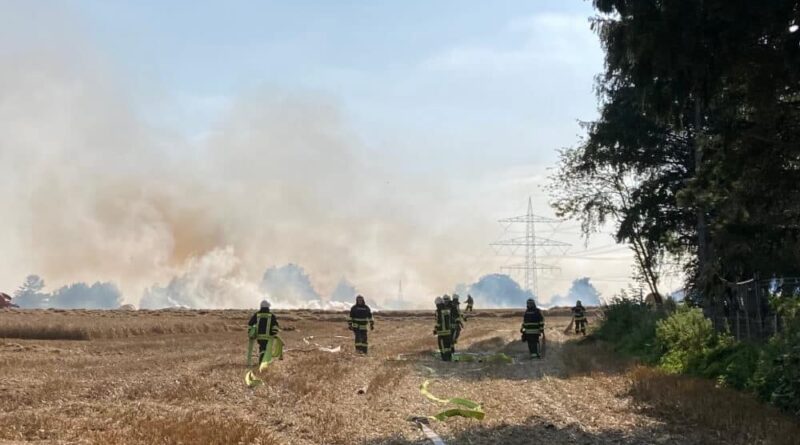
[[0, 1, 648, 309]]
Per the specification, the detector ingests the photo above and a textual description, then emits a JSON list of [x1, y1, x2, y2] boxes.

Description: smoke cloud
[[0, 4, 502, 309], [139, 247, 262, 309], [458, 274, 602, 309], [463, 273, 536, 308], [549, 277, 601, 307], [260, 264, 320, 304], [330, 279, 358, 302], [0, 3, 630, 308]]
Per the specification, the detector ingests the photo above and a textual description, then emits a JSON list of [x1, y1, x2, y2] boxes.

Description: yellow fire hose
[[244, 370, 262, 387], [244, 335, 285, 388], [419, 380, 485, 421]]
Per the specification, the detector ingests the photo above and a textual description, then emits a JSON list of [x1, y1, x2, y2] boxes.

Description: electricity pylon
[[491, 197, 570, 297]]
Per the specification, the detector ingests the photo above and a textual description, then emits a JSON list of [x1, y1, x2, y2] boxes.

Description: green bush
[[698, 336, 760, 390], [752, 297, 800, 416], [655, 306, 716, 373], [594, 297, 666, 363], [596, 293, 800, 416]]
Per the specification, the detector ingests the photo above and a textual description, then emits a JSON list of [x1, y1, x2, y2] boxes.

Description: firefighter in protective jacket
[[450, 294, 465, 348], [248, 300, 280, 363], [348, 295, 374, 354], [520, 298, 545, 359], [572, 300, 587, 335], [434, 296, 454, 361]]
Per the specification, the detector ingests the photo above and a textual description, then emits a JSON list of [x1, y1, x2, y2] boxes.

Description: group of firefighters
[[246, 293, 586, 365], [344, 292, 473, 358]]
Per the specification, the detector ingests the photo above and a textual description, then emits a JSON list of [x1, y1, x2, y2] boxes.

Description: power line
[[490, 197, 571, 297]]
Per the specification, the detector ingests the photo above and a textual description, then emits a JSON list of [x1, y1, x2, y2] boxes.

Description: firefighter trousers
[[353, 329, 369, 354], [437, 334, 453, 361], [525, 333, 541, 356]]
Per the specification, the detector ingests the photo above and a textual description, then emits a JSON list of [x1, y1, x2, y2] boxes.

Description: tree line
[[551, 1, 800, 304]]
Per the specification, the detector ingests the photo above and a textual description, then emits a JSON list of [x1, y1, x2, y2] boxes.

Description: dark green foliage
[[656, 306, 716, 373], [752, 298, 800, 415], [569, 0, 800, 417], [599, 297, 799, 415], [701, 339, 760, 390], [552, 0, 800, 304], [594, 297, 666, 363]]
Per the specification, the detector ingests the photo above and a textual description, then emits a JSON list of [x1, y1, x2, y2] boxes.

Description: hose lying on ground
[[244, 370, 263, 387], [419, 380, 485, 421]]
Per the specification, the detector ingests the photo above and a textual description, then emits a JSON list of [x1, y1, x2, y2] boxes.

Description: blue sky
[[1, 1, 656, 307], [69, 0, 602, 172]]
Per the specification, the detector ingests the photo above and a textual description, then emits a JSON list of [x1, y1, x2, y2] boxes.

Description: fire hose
[[244, 334, 285, 388], [410, 380, 484, 444], [419, 380, 484, 421]]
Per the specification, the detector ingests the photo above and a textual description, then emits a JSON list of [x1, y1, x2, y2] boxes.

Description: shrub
[[597, 294, 800, 416], [655, 306, 716, 373], [594, 297, 665, 363], [752, 297, 800, 416], [696, 336, 760, 390]]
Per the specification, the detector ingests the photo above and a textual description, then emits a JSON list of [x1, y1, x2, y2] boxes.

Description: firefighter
[[348, 295, 374, 354], [520, 298, 545, 359], [248, 299, 281, 364], [572, 300, 587, 335], [441, 295, 454, 351], [465, 294, 474, 312], [434, 297, 453, 361], [451, 294, 465, 348]]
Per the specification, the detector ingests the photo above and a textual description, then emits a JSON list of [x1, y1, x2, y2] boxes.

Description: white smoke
[[0, 14, 491, 308], [0, 3, 629, 308], [140, 247, 263, 309], [260, 264, 320, 304], [330, 279, 358, 301], [137, 251, 359, 310]]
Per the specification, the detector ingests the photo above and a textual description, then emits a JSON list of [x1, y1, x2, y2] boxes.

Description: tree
[[13, 275, 48, 308], [553, 1, 800, 305], [550, 86, 696, 298]]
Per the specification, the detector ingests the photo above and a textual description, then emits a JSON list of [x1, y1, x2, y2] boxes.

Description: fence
[[704, 277, 800, 341]]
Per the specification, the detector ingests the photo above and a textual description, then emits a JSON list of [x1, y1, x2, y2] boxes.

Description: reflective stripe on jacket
[[349, 304, 374, 330], [522, 308, 544, 334], [435, 305, 452, 336], [248, 309, 280, 340]]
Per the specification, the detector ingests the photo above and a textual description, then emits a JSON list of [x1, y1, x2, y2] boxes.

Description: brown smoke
[[0, 6, 497, 307]]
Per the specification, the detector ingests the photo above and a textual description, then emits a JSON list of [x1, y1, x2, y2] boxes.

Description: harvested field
[[0, 308, 796, 444]]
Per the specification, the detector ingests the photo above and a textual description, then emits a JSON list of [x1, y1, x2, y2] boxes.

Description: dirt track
[[0, 309, 790, 444]]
